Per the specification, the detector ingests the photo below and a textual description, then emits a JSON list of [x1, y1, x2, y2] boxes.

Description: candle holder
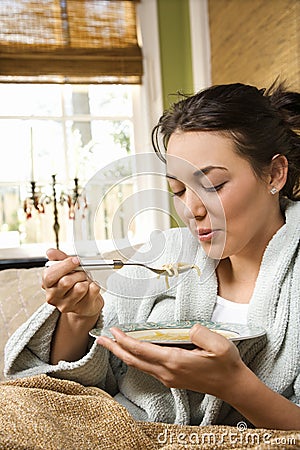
[[51, 175, 60, 249], [24, 176, 87, 249], [60, 177, 87, 220], [23, 181, 50, 219]]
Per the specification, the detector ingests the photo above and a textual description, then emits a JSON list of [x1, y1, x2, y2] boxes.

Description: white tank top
[[211, 295, 249, 325]]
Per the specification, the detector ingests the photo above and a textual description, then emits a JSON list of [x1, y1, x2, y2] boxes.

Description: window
[[0, 1, 170, 255], [0, 83, 142, 248]]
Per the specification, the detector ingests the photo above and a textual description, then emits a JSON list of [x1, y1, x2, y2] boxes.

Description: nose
[[182, 188, 207, 220]]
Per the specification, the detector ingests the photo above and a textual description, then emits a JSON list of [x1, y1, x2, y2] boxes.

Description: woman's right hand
[[42, 248, 104, 319]]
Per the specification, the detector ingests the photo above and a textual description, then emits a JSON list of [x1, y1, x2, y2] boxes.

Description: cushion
[[0, 267, 45, 381]]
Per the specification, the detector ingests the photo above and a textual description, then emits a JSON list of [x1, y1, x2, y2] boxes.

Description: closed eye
[[203, 182, 227, 192], [171, 189, 186, 197]]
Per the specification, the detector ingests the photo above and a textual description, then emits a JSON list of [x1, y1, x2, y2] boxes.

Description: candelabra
[[60, 177, 83, 220], [24, 175, 87, 249], [23, 181, 50, 219]]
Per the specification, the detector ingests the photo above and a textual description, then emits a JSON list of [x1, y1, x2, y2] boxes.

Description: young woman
[[5, 82, 300, 429]]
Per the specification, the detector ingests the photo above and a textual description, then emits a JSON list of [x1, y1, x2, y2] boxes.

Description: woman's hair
[[152, 81, 300, 201]]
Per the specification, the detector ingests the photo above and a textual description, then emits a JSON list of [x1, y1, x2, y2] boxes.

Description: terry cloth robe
[[4, 201, 300, 426]]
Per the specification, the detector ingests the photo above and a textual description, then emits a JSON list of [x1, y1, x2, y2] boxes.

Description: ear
[[268, 154, 288, 192]]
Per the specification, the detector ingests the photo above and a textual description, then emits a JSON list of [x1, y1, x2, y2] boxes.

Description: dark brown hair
[[152, 81, 300, 201]]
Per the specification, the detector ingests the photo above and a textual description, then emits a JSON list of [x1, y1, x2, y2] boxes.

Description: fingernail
[[72, 256, 80, 264], [109, 327, 119, 335]]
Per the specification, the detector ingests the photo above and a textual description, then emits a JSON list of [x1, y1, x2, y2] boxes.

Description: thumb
[[46, 247, 68, 261], [189, 324, 229, 355]]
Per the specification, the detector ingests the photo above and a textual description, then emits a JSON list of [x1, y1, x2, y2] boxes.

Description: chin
[[199, 233, 226, 261], [199, 242, 226, 261]]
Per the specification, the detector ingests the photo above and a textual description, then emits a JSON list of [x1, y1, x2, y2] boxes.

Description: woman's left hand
[[96, 323, 246, 399]]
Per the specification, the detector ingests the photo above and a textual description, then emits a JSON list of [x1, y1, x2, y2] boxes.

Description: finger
[[110, 327, 171, 363], [46, 248, 68, 261], [97, 334, 160, 375], [88, 280, 103, 298], [189, 324, 231, 356], [43, 269, 86, 292], [71, 282, 103, 315], [97, 327, 170, 366], [71, 280, 102, 308], [47, 280, 90, 310], [49, 277, 98, 304], [43, 256, 80, 288]]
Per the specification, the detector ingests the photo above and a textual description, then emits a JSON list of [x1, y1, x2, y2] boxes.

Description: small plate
[[90, 320, 266, 345]]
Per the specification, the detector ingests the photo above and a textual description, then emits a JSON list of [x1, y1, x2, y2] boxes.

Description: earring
[[270, 186, 277, 195]]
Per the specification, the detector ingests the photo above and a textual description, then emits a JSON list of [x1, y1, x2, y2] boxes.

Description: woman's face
[[166, 131, 276, 260]]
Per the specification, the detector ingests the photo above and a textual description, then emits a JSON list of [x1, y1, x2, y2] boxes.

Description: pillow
[[0, 267, 45, 381]]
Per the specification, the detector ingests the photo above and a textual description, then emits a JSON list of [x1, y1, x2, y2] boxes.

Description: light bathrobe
[[4, 201, 300, 426]]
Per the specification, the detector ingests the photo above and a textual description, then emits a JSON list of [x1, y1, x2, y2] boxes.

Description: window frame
[[0, 0, 171, 257]]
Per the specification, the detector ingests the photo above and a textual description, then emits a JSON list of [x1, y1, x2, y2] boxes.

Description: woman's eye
[[171, 189, 186, 197], [202, 182, 227, 192]]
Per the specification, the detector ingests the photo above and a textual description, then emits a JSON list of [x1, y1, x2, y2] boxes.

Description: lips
[[197, 228, 215, 242], [198, 228, 212, 236]]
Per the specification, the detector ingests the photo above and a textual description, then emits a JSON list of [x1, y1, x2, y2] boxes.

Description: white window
[[0, 1, 170, 255], [0, 83, 134, 245]]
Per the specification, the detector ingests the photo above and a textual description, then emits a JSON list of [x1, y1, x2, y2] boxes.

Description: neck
[[216, 209, 285, 302], [231, 208, 284, 279]]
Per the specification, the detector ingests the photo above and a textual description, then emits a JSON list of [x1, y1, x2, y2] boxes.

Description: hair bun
[[265, 81, 300, 130]]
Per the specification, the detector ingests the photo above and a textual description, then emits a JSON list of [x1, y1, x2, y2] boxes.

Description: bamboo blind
[[208, 0, 299, 90], [0, 0, 143, 84]]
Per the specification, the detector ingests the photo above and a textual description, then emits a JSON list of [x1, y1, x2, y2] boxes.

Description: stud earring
[[270, 186, 277, 195]]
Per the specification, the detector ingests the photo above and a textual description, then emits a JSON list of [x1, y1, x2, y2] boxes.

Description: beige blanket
[[0, 375, 298, 450]]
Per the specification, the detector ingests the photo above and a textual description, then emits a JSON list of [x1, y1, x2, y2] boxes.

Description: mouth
[[197, 228, 216, 242]]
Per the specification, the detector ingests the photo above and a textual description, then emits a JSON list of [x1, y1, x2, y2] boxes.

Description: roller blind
[[0, 0, 143, 84]]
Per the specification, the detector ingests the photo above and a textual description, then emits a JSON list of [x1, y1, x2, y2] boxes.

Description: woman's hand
[[96, 323, 245, 399], [97, 325, 300, 429], [43, 248, 104, 318], [44, 248, 104, 364]]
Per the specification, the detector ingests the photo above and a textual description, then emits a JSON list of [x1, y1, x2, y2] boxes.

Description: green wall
[[156, 0, 194, 226], [156, 0, 194, 109]]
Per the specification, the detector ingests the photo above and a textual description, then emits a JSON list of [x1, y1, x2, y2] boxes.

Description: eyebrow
[[166, 165, 228, 179]]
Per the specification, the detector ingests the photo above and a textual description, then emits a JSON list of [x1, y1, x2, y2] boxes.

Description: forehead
[[166, 131, 247, 175], [167, 131, 234, 161]]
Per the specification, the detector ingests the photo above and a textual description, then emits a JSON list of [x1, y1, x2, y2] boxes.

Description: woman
[[4, 82, 300, 429]]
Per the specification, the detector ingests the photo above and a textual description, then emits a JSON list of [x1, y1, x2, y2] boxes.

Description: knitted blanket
[[0, 375, 298, 450]]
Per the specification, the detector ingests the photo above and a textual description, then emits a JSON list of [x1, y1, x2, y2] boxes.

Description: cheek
[[173, 197, 187, 223], [220, 181, 262, 225]]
